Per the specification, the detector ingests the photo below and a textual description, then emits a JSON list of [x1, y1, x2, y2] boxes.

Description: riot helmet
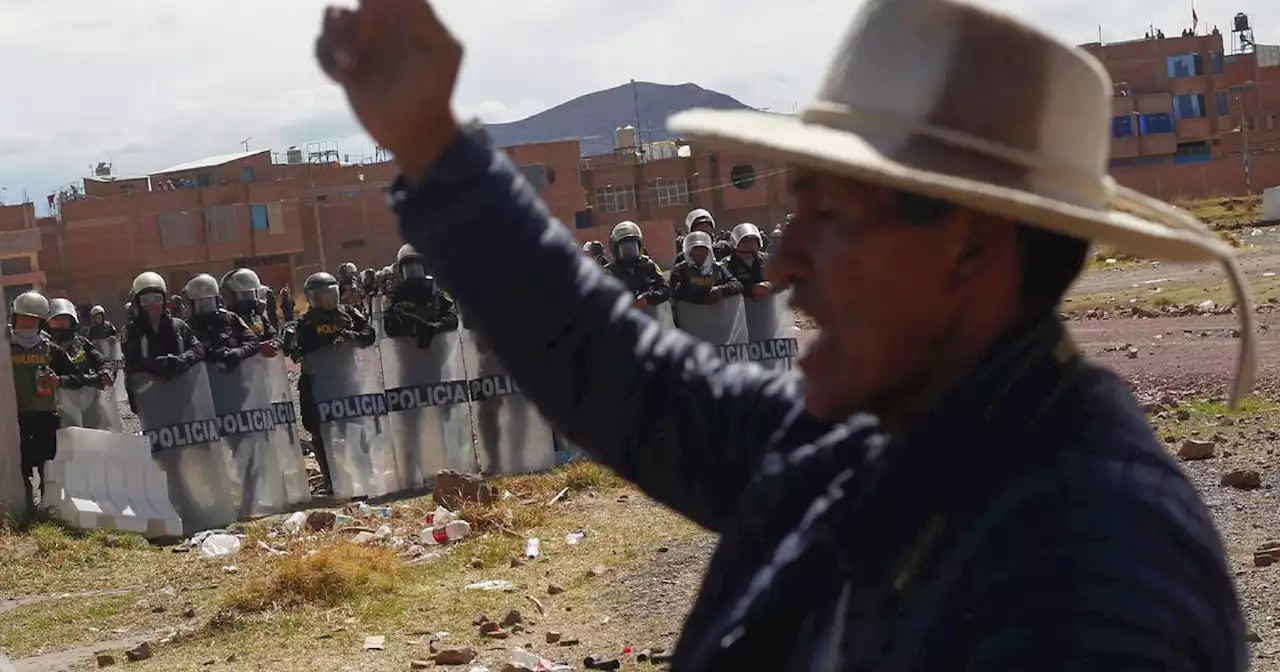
[[12, 291, 50, 320], [183, 274, 222, 315], [609, 221, 644, 262], [304, 272, 341, 311], [684, 208, 716, 235], [47, 298, 78, 343], [396, 244, 427, 280], [224, 268, 265, 312], [90, 304, 106, 324], [131, 271, 168, 319], [729, 223, 763, 262], [338, 262, 358, 282], [682, 231, 715, 274], [582, 240, 605, 257]]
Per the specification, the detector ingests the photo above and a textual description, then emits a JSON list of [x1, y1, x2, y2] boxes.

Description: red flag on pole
[[1192, 4, 1199, 33]]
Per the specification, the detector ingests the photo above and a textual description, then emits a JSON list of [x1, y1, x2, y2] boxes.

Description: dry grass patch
[[221, 545, 404, 615], [1065, 273, 1280, 312], [1149, 395, 1280, 463], [1180, 194, 1264, 231]]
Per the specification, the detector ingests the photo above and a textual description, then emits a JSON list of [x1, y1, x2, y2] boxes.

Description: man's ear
[[943, 209, 1012, 285]]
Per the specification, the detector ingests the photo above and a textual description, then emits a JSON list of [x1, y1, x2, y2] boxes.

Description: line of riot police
[[580, 207, 799, 368]]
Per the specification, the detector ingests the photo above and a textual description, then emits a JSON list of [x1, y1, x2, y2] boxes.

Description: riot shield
[[380, 331, 477, 491], [95, 337, 126, 401], [302, 343, 396, 500], [131, 363, 236, 535], [729, 290, 800, 370], [459, 330, 556, 476], [672, 296, 749, 346], [639, 302, 676, 330], [57, 383, 122, 432], [265, 355, 311, 507], [208, 355, 290, 519], [372, 296, 389, 343]]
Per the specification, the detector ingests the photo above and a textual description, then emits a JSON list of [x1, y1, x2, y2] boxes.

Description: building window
[[242, 167, 255, 183], [341, 238, 365, 250], [595, 185, 636, 214], [1172, 93, 1207, 119], [546, 166, 558, 185], [158, 211, 197, 249], [518, 164, 548, 194], [1174, 141, 1212, 164], [573, 210, 593, 230], [250, 204, 270, 232], [647, 178, 690, 207], [1216, 91, 1230, 116], [730, 164, 756, 190], [0, 257, 32, 276], [1112, 116, 1135, 138], [1211, 51, 1225, 74], [204, 204, 237, 243], [340, 189, 358, 199], [1165, 53, 1203, 78], [1139, 112, 1175, 134]]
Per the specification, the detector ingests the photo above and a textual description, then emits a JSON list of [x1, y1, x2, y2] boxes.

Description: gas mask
[[191, 297, 219, 315], [617, 240, 640, 262], [12, 328, 40, 349]]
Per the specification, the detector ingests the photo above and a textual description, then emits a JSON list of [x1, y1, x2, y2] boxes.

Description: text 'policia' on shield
[[718, 338, 800, 364], [146, 403, 300, 453]]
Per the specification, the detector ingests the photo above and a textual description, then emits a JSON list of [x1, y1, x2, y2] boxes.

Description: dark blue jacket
[[390, 128, 1246, 671]]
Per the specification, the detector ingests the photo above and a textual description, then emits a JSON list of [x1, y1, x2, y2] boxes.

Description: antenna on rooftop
[[241, 137, 252, 152]]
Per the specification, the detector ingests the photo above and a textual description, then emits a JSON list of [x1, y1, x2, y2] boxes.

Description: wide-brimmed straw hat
[[668, 0, 1256, 405]]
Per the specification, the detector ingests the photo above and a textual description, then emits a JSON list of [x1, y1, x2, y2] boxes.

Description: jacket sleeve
[[668, 264, 696, 303], [83, 339, 107, 375], [382, 302, 412, 339], [346, 307, 377, 347], [435, 294, 460, 332], [390, 128, 802, 532], [228, 313, 260, 361], [714, 264, 744, 297], [174, 319, 204, 365], [50, 346, 90, 389], [644, 262, 671, 305]]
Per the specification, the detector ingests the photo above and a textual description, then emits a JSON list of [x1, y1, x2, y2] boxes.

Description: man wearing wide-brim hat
[[318, 0, 1252, 667]]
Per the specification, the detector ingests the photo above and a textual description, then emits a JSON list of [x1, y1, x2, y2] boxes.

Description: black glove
[[217, 347, 241, 369], [159, 354, 183, 379]]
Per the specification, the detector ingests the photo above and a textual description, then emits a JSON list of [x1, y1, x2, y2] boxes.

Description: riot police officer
[[669, 231, 743, 304], [47, 298, 111, 389], [222, 268, 281, 356], [383, 244, 459, 346], [604, 222, 669, 309], [122, 272, 204, 402], [337, 262, 362, 307], [361, 268, 378, 314], [582, 240, 608, 267], [286, 272, 377, 493], [9, 291, 81, 511], [674, 209, 733, 266], [184, 274, 259, 370], [725, 223, 779, 300], [85, 306, 117, 341]]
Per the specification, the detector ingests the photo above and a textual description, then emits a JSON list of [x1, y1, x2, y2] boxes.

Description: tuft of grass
[[222, 544, 404, 614], [453, 462, 626, 535]]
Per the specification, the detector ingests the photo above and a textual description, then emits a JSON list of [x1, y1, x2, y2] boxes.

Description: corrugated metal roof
[[85, 174, 148, 182], [150, 149, 268, 176]]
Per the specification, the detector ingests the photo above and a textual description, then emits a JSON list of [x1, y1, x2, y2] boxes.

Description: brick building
[[0, 203, 47, 307], [36, 130, 793, 320], [1079, 16, 1280, 199]]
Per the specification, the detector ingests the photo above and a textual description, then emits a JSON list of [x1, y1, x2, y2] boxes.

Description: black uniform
[[232, 305, 278, 342], [187, 309, 259, 370], [85, 321, 118, 341], [121, 315, 204, 412], [51, 333, 111, 390], [263, 289, 280, 330], [287, 305, 376, 493], [725, 252, 771, 289], [605, 257, 670, 305], [669, 260, 744, 304], [383, 279, 459, 347]]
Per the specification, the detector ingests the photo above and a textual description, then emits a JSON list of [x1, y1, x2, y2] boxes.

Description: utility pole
[[311, 182, 327, 272], [1233, 83, 1254, 195]]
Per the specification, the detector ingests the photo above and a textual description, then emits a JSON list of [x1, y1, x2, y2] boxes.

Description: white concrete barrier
[[1264, 186, 1280, 223], [44, 428, 182, 538]]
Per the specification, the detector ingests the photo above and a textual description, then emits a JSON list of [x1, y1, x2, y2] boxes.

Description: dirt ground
[[13, 230, 1280, 669]]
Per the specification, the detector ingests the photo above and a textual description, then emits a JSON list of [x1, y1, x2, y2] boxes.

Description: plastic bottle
[[420, 519, 471, 545], [525, 538, 540, 560], [423, 506, 455, 526]]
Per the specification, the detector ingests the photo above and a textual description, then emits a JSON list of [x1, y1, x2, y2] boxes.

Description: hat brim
[[667, 109, 1229, 263]]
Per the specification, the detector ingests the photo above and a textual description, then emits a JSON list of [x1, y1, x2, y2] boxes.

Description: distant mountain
[[485, 81, 752, 157]]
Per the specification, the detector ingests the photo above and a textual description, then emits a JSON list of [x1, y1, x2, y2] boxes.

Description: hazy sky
[[0, 0, 1273, 208]]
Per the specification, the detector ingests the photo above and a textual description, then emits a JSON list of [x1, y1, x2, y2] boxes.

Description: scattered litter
[[525, 595, 548, 617], [508, 648, 572, 671], [222, 565, 239, 574], [1266, 272, 1277, 277], [359, 503, 393, 518], [564, 531, 586, 545], [199, 534, 242, 559], [256, 540, 289, 556], [466, 579, 515, 591], [351, 531, 378, 545], [282, 511, 307, 535], [363, 635, 386, 650], [548, 487, 570, 505], [334, 513, 356, 527], [421, 519, 471, 545], [525, 538, 541, 560]]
